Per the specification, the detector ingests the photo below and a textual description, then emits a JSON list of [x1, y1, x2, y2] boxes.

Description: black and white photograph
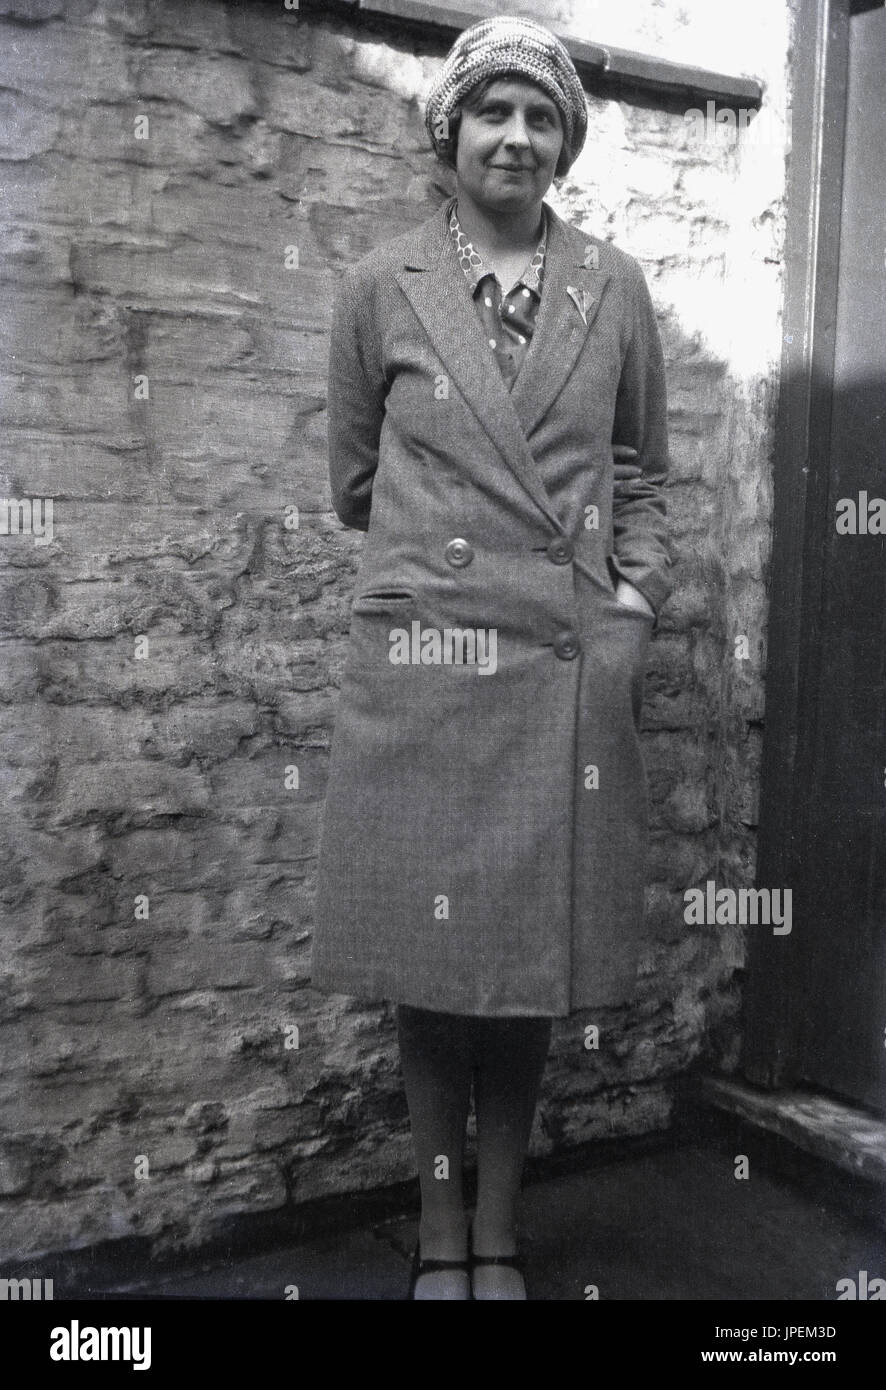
[[1, 0, 884, 1358]]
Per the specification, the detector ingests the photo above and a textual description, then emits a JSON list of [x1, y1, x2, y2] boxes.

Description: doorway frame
[[741, 0, 854, 1087]]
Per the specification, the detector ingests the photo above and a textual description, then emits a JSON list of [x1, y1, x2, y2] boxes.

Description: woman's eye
[[479, 106, 556, 126]]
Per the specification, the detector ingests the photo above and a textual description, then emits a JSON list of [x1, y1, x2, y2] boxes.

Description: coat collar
[[394, 196, 611, 532]]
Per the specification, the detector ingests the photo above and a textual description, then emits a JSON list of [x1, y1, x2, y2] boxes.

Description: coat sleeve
[[326, 264, 387, 531], [609, 259, 675, 616]]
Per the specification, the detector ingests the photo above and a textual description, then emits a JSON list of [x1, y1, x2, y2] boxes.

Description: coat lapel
[[509, 210, 610, 442], [393, 199, 611, 532]]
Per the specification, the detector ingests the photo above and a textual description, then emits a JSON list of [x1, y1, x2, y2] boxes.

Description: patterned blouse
[[448, 198, 547, 391]]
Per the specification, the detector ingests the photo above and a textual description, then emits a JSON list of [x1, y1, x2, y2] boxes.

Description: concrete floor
[[92, 1131, 886, 1301]]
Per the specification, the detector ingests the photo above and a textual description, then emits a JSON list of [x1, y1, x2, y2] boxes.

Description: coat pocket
[[351, 586, 417, 615]]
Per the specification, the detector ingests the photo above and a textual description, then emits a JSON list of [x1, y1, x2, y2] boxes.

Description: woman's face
[[454, 78, 565, 213]]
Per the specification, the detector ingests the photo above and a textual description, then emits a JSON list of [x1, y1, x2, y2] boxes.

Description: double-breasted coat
[[310, 195, 673, 1017]]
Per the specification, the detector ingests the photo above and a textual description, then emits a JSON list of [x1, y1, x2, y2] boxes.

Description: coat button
[[553, 630, 580, 660], [547, 536, 574, 564], [445, 538, 474, 568]]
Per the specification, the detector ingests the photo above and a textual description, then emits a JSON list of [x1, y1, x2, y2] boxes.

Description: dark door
[[792, 5, 886, 1113]]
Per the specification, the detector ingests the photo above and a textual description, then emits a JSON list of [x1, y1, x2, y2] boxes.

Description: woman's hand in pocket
[[614, 578, 655, 619], [610, 446, 655, 616]]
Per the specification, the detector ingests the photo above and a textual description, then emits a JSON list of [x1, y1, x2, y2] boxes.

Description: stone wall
[[0, 0, 790, 1262]]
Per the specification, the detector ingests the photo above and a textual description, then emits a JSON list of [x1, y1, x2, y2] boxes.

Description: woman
[[312, 15, 673, 1299]]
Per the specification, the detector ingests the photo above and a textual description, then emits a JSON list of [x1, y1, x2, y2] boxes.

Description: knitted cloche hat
[[424, 16, 588, 175]]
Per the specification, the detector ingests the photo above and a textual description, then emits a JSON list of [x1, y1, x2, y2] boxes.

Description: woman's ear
[[554, 146, 571, 179], [554, 114, 570, 179]]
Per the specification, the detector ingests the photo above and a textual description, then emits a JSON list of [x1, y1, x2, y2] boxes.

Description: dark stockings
[[397, 1004, 552, 1298]]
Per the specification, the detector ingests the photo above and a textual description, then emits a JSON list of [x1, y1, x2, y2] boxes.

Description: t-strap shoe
[[469, 1233, 527, 1300], [407, 1244, 472, 1300]]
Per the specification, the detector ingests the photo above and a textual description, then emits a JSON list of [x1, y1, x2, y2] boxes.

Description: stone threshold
[[699, 1075, 886, 1187]]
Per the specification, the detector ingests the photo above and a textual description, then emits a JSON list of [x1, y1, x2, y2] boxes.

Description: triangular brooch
[[566, 285, 595, 326]]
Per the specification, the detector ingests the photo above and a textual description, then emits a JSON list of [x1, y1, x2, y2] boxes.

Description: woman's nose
[[502, 115, 531, 148]]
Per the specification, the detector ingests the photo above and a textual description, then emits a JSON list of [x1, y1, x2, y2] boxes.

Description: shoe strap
[[417, 1256, 470, 1275], [471, 1253, 521, 1269]]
